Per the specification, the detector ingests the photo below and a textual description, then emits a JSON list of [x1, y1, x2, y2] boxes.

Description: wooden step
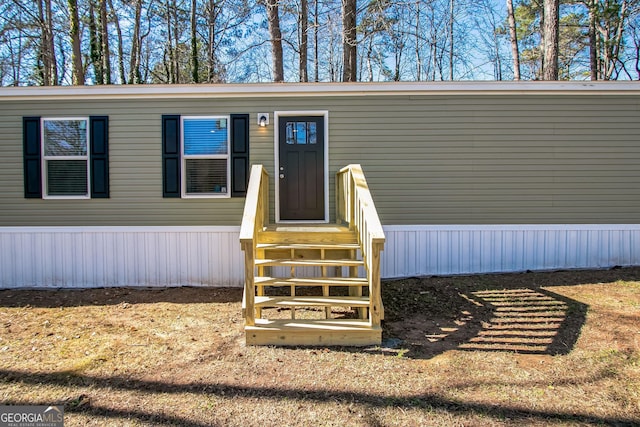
[[256, 243, 360, 250], [255, 259, 364, 268], [255, 295, 370, 308], [245, 319, 381, 346], [258, 224, 357, 244], [255, 276, 368, 287]]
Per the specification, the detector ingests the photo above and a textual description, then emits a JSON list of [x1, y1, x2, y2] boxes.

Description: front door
[[278, 116, 325, 221]]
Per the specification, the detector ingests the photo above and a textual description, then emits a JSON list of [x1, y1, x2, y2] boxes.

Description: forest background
[[1, 0, 639, 86]]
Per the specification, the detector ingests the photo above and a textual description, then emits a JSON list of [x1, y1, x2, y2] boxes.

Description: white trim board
[[1, 224, 638, 288], [1, 82, 639, 101]]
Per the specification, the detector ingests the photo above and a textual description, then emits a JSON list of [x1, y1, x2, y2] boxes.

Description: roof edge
[[1, 81, 639, 100]]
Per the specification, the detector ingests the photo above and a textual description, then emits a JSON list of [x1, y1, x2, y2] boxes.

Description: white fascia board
[[1, 81, 640, 101]]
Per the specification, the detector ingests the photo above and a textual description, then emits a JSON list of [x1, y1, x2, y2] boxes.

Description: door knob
[[279, 174, 285, 179]]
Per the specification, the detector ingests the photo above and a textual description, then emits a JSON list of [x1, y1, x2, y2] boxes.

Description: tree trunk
[[172, 0, 180, 83], [206, 0, 220, 82], [191, 0, 199, 83], [588, 0, 598, 80], [129, 0, 142, 83], [506, 0, 521, 80], [341, 0, 357, 82], [68, 0, 85, 85], [37, 0, 59, 85], [299, 0, 309, 82], [449, 0, 454, 80], [266, 0, 284, 82], [605, 0, 628, 80], [37, 0, 51, 85], [542, 0, 559, 80], [107, 0, 126, 84], [100, 0, 111, 84], [415, 0, 421, 81], [89, 0, 103, 84], [314, 0, 319, 81]]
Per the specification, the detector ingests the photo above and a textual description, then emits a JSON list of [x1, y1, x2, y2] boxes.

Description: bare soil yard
[[1, 268, 639, 426]]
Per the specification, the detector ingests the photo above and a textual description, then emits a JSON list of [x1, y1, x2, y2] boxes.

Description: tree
[[89, 0, 103, 83], [107, 0, 127, 84], [299, 0, 309, 82], [35, 0, 58, 85], [266, 0, 284, 82], [68, 0, 85, 84], [507, 0, 521, 80], [542, 0, 559, 79], [585, 0, 632, 80], [191, 0, 199, 82], [449, 0, 454, 80], [342, 0, 357, 81], [100, 0, 111, 83], [129, 0, 143, 83]]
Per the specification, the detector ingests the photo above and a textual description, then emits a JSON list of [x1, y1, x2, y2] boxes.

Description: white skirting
[[0, 226, 244, 288], [1, 224, 639, 288], [382, 224, 640, 278]]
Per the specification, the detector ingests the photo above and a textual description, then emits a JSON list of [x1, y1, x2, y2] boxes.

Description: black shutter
[[162, 115, 181, 198], [90, 116, 109, 198], [23, 117, 42, 198], [230, 114, 250, 197]]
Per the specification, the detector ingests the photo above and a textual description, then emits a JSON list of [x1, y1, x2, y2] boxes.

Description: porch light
[[257, 113, 269, 127]]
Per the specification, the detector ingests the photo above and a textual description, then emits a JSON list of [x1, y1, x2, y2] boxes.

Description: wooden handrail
[[239, 165, 269, 326], [336, 164, 385, 326]]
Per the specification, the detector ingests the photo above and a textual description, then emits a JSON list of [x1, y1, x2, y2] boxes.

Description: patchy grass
[[1, 268, 639, 426]]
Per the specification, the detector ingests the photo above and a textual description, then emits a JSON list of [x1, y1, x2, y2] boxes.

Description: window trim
[[180, 115, 231, 199], [41, 117, 91, 200]]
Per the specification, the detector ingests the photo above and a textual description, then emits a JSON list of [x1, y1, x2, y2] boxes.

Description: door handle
[[279, 174, 285, 179]]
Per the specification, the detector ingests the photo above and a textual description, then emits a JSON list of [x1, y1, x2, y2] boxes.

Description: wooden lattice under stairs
[[240, 165, 385, 346]]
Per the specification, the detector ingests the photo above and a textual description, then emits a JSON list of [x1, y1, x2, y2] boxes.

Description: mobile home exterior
[[1, 82, 639, 288]]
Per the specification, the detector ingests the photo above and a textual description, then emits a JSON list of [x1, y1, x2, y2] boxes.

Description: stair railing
[[239, 164, 269, 326], [336, 164, 385, 326]]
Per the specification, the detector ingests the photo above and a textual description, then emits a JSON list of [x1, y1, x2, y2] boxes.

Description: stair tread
[[248, 318, 379, 331], [263, 224, 352, 233], [255, 295, 370, 307], [256, 243, 360, 250], [258, 225, 358, 244], [255, 276, 368, 286], [255, 259, 364, 267]]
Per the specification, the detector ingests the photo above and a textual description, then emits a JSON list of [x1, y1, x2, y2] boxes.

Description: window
[[42, 118, 90, 198], [285, 121, 317, 145], [182, 116, 230, 197], [23, 116, 109, 199]]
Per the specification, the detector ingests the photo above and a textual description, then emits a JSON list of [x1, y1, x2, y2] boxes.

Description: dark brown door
[[279, 116, 324, 220]]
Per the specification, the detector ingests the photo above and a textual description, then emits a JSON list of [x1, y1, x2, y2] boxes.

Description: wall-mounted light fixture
[[257, 113, 269, 127]]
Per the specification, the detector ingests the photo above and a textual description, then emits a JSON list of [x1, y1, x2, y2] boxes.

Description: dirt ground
[[1, 268, 639, 426]]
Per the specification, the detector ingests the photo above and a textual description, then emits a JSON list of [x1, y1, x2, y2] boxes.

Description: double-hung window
[[42, 118, 90, 199], [181, 116, 230, 198]]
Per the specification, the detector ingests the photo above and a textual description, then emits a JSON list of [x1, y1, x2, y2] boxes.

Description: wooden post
[[369, 243, 383, 327], [243, 242, 255, 326]]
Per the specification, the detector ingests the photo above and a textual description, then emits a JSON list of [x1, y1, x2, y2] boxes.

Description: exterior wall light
[[257, 113, 269, 127]]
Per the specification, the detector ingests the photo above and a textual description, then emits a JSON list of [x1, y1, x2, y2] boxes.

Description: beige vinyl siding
[[326, 95, 640, 224], [0, 90, 639, 226]]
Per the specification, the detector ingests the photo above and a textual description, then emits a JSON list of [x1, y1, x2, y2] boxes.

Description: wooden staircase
[[240, 165, 384, 346]]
